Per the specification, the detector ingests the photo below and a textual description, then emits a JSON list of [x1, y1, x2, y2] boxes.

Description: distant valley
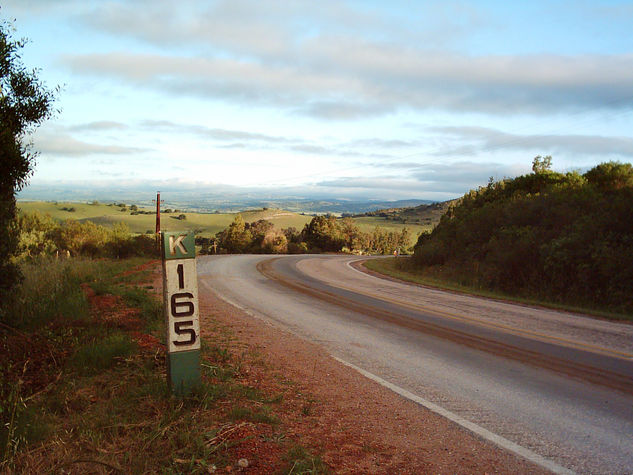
[[17, 186, 434, 215]]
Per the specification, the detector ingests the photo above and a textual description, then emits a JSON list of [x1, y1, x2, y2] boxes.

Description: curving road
[[197, 254, 633, 474]]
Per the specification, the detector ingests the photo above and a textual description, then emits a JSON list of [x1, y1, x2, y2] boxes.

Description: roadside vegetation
[[378, 158, 633, 319], [19, 201, 428, 250], [17, 203, 419, 256], [211, 214, 412, 255], [0, 257, 330, 473], [14, 210, 158, 260]]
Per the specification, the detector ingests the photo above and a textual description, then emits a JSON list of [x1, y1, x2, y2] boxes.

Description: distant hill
[[351, 200, 456, 227], [17, 201, 440, 247], [16, 202, 312, 237], [17, 186, 433, 215]]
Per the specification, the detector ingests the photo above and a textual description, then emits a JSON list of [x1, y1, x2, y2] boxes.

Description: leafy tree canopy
[[531, 154, 553, 174], [413, 158, 633, 314], [1, 20, 57, 294]]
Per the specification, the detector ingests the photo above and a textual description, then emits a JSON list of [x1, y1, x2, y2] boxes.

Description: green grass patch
[[89, 262, 162, 330], [0, 383, 51, 464], [0, 257, 138, 330], [68, 333, 136, 376], [278, 445, 330, 474], [365, 257, 633, 321], [228, 405, 279, 425]]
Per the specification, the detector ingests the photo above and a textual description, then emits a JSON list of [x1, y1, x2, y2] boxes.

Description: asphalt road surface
[[197, 254, 633, 474]]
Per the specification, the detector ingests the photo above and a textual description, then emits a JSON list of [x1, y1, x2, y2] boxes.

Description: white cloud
[[432, 126, 633, 158], [68, 121, 129, 132], [34, 131, 147, 156], [139, 120, 293, 144], [317, 160, 526, 197], [63, 48, 633, 119]]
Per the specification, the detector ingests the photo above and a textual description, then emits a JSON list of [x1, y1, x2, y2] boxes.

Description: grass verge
[[1, 257, 329, 473], [364, 257, 633, 321]]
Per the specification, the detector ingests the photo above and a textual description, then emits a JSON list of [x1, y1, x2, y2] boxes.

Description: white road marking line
[[200, 265, 576, 474], [333, 356, 575, 475]]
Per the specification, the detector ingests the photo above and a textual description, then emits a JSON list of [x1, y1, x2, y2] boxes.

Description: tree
[[584, 161, 633, 191], [217, 214, 252, 253], [340, 217, 362, 250], [1, 21, 56, 294], [532, 155, 553, 174], [301, 215, 345, 252], [15, 210, 57, 259], [245, 219, 274, 251]]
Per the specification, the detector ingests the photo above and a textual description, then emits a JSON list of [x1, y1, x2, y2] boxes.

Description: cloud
[[300, 101, 395, 120], [313, 176, 458, 201], [63, 47, 633, 119], [34, 132, 148, 156], [137, 119, 398, 159], [139, 120, 292, 143], [15, 0, 633, 122], [2, 0, 83, 13], [347, 138, 418, 149], [20, 158, 525, 201], [431, 126, 633, 158], [68, 121, 129, 132], [408, 161, 525, 187], [79, 0, 413, 59], [55, 2, 633, 118], [63, 52, 362, 112], [318, 176, 428, 192], [317, 160, 527, 197]]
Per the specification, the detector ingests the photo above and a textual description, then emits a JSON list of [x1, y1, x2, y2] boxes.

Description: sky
[[4, 0, 633, 202]]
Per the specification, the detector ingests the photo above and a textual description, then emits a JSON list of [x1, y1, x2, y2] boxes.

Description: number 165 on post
[[164, 257, 200, 353]]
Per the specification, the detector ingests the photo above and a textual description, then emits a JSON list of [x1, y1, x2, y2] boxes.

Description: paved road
[[197, 254, 633, 474]]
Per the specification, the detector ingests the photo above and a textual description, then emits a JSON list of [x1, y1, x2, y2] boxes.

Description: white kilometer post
[[161, 232, 201, 395]]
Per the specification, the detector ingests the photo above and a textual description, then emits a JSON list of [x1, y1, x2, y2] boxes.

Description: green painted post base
[[167, 350, 201, 396]]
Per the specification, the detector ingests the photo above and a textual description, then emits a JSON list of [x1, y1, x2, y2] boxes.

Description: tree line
[[201, 214, 411, 255], [15, 211, 158, 260], [412, 158, 633, 314]]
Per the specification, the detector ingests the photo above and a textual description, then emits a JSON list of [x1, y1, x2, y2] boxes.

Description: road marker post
[[161, 231, 201, 396]]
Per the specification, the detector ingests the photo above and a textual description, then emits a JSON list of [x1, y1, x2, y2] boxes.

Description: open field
[[17, 202, 314, 237], [352, 216, 431, 237], [18, 201, 429, 246]]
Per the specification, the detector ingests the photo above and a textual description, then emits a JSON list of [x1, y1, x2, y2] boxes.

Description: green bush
[[14, 212, 159, 260], [413, 160, 633, 314]]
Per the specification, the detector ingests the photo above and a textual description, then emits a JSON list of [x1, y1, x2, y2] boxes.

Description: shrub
[[412, 160, 633, 313]]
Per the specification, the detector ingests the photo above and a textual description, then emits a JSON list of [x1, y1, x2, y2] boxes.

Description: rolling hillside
[[17, 202, 313, 237], [17, 201, 446, 247]]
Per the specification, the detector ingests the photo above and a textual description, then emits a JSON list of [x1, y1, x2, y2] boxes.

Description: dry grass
[[1, 258, 329, 474]]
